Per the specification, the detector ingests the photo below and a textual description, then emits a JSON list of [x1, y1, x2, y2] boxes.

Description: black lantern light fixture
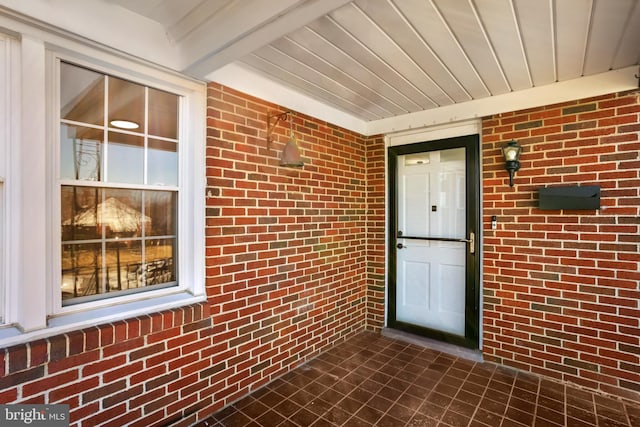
[[502, 140, 522, 187]]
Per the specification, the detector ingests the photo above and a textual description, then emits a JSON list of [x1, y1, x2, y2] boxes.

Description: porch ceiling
[[1, 0, 639, 134]]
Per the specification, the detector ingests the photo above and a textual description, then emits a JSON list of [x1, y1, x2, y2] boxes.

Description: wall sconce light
[[502, 140, 522, 187], [266, 111, 304, 168]]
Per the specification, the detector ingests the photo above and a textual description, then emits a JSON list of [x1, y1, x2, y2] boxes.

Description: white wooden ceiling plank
[[474, 0, 531, 90], [207, 63, 367, 134], [166, 0, 235, 43], [272, 36, 408, 116], [307, 15, 437, 110], [513, 0, 556, 86], [355, 0, 471, 103], [241, 55, 382, 121], [291, 27, 421, 112], [249, 48, 386, 120], [394, 0, 490, 100], [610, 0, 640, 69], [369, 66, 638, 135], [182, 0, 353, 77], [330, 3, 445, 107], [554, 0, 592, 81], [433, 0, 510, 95]]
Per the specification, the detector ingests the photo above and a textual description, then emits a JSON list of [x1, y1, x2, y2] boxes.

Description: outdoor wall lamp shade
[[266, 111, 304, 168], [502, 140, 522, 187]]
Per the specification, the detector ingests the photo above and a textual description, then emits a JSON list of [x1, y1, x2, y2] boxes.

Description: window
[[59, 62, 179, 305], [0, 25, 204, 347]]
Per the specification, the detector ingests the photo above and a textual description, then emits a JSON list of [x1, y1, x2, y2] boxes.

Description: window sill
[[0, 291, 206, 348]]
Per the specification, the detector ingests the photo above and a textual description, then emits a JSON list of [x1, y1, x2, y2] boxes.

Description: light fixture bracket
[[266, 110, 290, 148]]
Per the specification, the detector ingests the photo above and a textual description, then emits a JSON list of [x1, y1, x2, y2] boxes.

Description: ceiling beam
[[181, 0, 353, 78]]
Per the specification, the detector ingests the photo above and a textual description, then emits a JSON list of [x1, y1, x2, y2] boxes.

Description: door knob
[[397, 243, 404, 249]]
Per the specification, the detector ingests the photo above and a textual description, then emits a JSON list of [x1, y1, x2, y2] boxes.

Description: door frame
[[387, 134, 480, 349]]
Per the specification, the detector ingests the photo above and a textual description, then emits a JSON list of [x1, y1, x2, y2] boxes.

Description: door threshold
[[382, 328, 483, 363]]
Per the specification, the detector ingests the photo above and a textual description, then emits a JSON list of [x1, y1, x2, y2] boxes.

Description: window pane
[[107, 131, 143, 184], [145, 191, 176, 236], [148, 138, 178, 186], [108, 76, 145, 132], [102, 189, 144, 239], [145, 238, 176, 285], [62, 242, 104, 300], [60, 62, 104, 126], [60, 124, 103, 181], [106, 240, 142, 292], [148, 88, 178, 139], [61, 186, 102, 241]]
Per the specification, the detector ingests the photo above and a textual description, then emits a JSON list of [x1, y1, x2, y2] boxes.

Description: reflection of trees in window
[[61, 187, 176, 303]]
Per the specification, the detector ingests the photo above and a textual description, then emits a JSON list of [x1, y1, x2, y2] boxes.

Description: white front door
[[389, 135, 479, 347], [396, 148, 467, 336]]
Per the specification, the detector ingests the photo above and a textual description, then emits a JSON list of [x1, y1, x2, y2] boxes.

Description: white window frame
[[0, 32, 206, 347]]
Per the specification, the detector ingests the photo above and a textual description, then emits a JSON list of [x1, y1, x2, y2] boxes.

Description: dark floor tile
[[289, 408, 319, 427], [255, 410, 285, 426], [239, 400, 269, 419], [448, 398, 477, 418], [535, 405, 565, 425], [474, 408, 503, 426], [456, 389, 482, 406], [353, 404, 384, 424], [196, 332, 640, 427], [367, 394, 394, 413], [305, 397, 333, 417], [309, 418, 334, 427], [273, 399, 302, 418], [441, 409, 471, 427], [289, 389, 316, 406], [408, 412, 440, 427], [418, 401, 447, 420], [322, 405, 351, 425], [217, 411, 252, 427], [386, 402, 417, 424]]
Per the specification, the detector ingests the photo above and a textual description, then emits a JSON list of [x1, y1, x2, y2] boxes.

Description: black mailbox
[[538, 185, 600, 210]]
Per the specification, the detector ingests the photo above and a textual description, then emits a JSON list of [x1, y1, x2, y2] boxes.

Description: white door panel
[[396, 147, 466, 337]]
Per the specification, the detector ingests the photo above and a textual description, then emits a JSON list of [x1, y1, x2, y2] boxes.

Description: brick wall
[[0, 304, 213, 426], [482, 90, 640, 401], [204, 82, 370, 407], [365, 135, 386, 330]]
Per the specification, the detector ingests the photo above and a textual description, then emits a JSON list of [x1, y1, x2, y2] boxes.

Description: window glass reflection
[[61, 186, 103, 241], [60, 62, 104, 126], [148, 138, 178, 186], [60, 124, 103, 181], [145, 238, 176, 285], [108, 76, 145, 132], [102, 188, 144, 239], [107, 132, 144, 184], [148, 88, 178, 139], [61, 242, 104, 300], [60, 186, 177, 304], [145, 191, 176, 236]]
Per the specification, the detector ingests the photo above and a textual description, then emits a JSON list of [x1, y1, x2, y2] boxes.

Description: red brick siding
[[482, 90, 640, 401], [365, 135, 386, 330], [1, 304, 212, 426], [205, 82, 368, 401]]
